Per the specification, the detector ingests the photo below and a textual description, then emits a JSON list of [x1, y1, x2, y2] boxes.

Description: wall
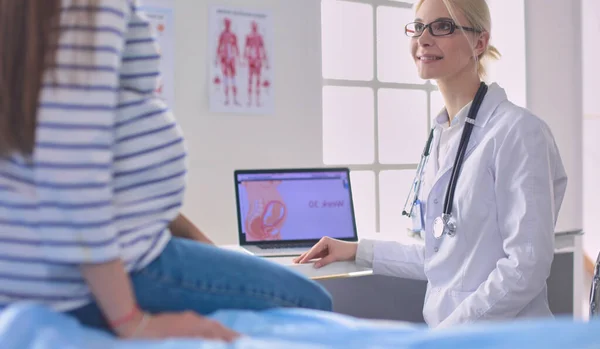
[[524, 0, 584, 316], [525, 0, 583, 235], [582, 0, 600, 262], [170, 0, 324, 244]]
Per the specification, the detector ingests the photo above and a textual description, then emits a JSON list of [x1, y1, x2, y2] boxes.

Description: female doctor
[[295, 0, 568, 329]]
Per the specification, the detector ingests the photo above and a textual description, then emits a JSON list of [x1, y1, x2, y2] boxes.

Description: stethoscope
[[402, 82, 488, 239]]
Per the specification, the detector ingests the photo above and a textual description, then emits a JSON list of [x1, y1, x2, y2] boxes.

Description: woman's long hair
[[0, 0, 97, 156], [0, 0, 62, 156]]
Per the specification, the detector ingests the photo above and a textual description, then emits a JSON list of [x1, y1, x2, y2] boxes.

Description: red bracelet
[[109, 305, 140, 329]]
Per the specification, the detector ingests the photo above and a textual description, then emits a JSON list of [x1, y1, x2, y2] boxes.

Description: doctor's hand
[[293, 237, 358, 268]]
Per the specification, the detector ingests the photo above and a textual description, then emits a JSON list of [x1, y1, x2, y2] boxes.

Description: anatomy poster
[[209, 6, 274, 115], [139, 4, 176, 112]]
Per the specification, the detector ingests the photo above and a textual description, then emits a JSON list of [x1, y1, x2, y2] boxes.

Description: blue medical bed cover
[[1, 303, 599, 349]]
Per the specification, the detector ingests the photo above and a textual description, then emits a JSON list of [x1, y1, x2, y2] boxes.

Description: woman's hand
[[80, 260, 236, 342], [293, 237, 358, 268], [118, 311, 240, 342]]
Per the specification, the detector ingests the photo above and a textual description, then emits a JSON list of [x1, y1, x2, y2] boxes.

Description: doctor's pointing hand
[[295, 0, 567, 330], [294, 237, 358, 269]]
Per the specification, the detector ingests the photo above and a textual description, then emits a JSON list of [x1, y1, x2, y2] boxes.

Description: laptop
[[234, 167, 359, 257]]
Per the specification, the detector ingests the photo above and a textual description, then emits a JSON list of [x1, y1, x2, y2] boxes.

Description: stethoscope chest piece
[[433, 213, 456, 239]]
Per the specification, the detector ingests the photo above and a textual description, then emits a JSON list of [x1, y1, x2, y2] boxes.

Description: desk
[[220, 232, 581, 322], [219, 245, 372, 280], [266, 256, 372, 280]]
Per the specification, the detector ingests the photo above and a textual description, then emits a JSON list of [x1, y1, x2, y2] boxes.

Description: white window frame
[[321, 0, 437, 233]]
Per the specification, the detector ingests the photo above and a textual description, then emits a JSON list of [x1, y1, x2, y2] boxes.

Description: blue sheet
[[1, 303, 599, 349]]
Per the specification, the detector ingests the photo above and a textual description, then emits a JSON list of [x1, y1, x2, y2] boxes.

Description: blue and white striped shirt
[[0, 0, 186, 311]]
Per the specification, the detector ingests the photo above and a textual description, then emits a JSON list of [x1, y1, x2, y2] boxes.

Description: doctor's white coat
[[355, 83, 568, 328]]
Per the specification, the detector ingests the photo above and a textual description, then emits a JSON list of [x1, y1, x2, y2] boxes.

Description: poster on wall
[[139, 3, 176, 112], [208, 6, 274, 115]]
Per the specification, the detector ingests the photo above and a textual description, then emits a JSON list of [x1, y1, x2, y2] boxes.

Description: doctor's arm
[[437, 120, 566, 328], [295, 236, 426, 281], [356, 239, 427, 281]]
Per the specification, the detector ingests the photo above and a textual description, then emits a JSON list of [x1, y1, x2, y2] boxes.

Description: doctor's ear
[[473, 31, 490, 58]]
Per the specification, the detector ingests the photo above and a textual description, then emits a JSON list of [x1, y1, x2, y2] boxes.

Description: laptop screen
[[235, 169, 357, 244]]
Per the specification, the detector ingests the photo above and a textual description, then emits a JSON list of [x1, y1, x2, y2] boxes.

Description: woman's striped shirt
[[0, 0, 186, 311]]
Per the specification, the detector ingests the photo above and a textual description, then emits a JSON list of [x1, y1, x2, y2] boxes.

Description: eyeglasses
[[405, 19, 480, 37]]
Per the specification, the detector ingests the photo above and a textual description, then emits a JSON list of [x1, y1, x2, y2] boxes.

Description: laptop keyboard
[[258, 243, 314, 250]]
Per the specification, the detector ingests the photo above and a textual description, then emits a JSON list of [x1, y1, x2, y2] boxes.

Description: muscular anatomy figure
[[215, 18, 240, 106], [243, 21, 269, 107]]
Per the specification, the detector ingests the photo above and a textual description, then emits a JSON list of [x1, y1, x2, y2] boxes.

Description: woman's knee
[[284, 272, 333, 311], [304, 281, 333, 311]]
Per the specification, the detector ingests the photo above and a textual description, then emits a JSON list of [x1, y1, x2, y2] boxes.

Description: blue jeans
[[67, 237, 332, 332]]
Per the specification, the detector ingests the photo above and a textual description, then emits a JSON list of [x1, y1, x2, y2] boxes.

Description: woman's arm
[[81, 259, 239, 340], [169, 213, 214, 244], [80, 261, 143, 336], [40, 1, 236, 341], [36, 2, 143, 334]]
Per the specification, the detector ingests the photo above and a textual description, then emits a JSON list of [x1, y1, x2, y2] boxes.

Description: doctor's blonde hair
[[414, 0, 501, 79]]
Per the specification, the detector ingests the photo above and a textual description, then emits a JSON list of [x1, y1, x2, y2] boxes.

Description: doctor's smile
[[296, 0, 567, 329], [417, 55, 444, 62]]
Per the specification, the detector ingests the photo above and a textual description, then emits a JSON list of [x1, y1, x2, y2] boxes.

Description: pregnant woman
[[0, 0, 331, 342]]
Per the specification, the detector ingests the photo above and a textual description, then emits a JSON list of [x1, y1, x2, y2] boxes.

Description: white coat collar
[[434, 101, 472, 130], [428, 82, 508, 188], [433, 82, 508, 130]]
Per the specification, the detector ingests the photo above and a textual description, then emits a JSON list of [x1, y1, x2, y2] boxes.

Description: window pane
[[485, 0, 526, 108], [323, 86, 375, 164], [376, 6, 422, 84], [321, 0, 373, 80], [378, 89, 428, 164], [379, 170, 416, 240], [350, 171, 376, 237]]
